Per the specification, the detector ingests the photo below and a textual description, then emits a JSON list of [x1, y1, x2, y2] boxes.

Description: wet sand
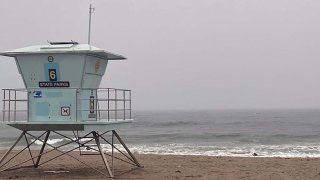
[[0, 151, 320, 179]]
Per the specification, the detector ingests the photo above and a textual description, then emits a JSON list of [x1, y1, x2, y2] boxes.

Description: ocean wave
[[32, 138, 65, 145], [149, 121, 202, 128], [30, 137, 94, 146], [4, 139, 320, 158], [110, 143, 320, 158]]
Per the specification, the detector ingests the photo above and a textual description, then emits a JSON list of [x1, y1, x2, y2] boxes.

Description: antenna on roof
[[88, 4, 95, 45]]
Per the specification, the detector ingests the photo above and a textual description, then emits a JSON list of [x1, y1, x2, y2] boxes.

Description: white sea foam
[[79, 138, 94, 142], [100, 143, 320, 158], [10, 139, 320, 158], [33, 138, 65, 145]]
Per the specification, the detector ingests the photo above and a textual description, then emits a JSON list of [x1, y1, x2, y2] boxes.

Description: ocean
[[1, 109, 320, 157]]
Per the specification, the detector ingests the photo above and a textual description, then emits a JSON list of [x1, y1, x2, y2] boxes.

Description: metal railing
[[79, 88, 132, 122], [1, 88, 132, 123], [2, 89, 28, 122]]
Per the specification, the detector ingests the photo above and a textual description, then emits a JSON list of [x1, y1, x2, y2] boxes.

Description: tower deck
[[5, 120, 133, 131]]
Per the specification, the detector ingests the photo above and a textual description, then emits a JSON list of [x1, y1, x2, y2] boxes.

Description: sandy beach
[[0, 151, 319, 180]]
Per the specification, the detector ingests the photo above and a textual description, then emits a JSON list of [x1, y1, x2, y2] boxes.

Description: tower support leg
[[112, 130, 142, 167], [0, 131, 25, 165], [0, 130, 142, 178], [35, 131, 50, 168], [93, 131, 114, 178]]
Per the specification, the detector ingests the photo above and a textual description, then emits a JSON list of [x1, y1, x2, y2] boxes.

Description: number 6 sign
[[48, 69, 57, 81]]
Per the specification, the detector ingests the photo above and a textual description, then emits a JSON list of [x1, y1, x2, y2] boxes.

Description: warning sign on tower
[[61, 107, 70, 116]]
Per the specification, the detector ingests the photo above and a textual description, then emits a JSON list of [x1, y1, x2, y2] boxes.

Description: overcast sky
[[0, 0, 320, 110]]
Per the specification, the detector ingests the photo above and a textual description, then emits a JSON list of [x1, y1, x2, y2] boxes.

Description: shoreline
[[0, 151, 320, 179]]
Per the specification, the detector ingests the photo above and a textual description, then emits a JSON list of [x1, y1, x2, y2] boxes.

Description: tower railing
[[79, 88, 132, 122], [1, 88, 132, 123], [2, 89, 28, 123]]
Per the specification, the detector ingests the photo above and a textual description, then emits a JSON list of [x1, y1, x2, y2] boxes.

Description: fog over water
[[0, 0, 320, 110]]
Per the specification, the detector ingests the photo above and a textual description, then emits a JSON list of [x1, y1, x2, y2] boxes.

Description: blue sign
[[44, 63, 60, 81], [33, 90, 42, 98]]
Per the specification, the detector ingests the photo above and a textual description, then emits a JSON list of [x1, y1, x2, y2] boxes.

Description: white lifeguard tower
[[0, 41, 141, 177]]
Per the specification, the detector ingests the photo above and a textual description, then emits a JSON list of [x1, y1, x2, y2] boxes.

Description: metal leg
[[98, 134, 137, 166], [0, 131, 25, 165], [112, 130, 142, 167], [73, 131, 82, 155], [0, 131, 47, 170], [93, 131, 113, 178], [112, 131, 114, 173], [24, 133, 35, 166], [0, 130, 141, 178], [35, 131, 50, 168]]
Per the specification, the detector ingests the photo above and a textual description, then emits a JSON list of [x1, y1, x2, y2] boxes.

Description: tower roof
[[0, 43, 126, 60]]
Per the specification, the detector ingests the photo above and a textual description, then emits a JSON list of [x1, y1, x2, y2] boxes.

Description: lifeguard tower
[[0, 41, 141, 177]]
